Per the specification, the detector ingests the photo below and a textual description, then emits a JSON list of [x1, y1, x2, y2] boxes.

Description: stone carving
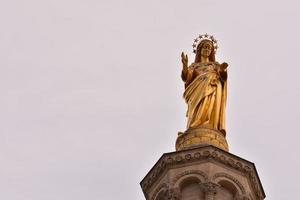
[[171, 170, 208, 186], [165, 188, 181, 200], [151, 186, 181, 200], [200, 181, 219, 193], [140, 146, 265, 200], [212, 172, 246, 194], [199, 181, 219, 200], [151, 183, 169, 200]]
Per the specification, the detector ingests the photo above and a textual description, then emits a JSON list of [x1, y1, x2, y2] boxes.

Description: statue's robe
[[182, 62, 227, 135]]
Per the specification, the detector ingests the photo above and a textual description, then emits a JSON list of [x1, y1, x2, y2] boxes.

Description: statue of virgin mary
[[177, 34, 229, 151]]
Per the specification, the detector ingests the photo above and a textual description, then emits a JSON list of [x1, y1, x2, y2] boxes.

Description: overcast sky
[[1, 0, 300, 199]]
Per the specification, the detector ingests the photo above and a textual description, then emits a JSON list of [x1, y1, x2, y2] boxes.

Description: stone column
[[165, 187, 181, 200], [200, 182, 219, 200]]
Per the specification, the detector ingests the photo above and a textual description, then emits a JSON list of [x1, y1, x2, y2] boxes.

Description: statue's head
[[192, 34, 218, 63], [195, 39, 216, 63]]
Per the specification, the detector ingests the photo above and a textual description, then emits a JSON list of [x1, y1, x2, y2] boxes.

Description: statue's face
[[200, 41, 213, 57]]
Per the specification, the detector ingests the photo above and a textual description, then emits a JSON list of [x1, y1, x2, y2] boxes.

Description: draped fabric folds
[[183, 62, 227, 135]]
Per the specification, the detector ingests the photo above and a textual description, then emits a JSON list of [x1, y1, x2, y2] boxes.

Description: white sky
[[0, 0, 300, 199]]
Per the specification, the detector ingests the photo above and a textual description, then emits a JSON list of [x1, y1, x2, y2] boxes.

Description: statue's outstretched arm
[[181, 52, 189, 82]]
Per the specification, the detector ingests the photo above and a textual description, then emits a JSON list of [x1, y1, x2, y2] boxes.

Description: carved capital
[[200, 182, 219, 200], [200, 182, 219, 194], [165, 187, 181, 200]]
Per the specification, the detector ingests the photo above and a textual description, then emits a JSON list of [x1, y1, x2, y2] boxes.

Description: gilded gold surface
[[176, 127, 229, 151], [179, 37, 229, 151]]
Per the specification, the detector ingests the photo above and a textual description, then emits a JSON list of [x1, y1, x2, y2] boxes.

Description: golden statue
[[176, 34, 229, 151]]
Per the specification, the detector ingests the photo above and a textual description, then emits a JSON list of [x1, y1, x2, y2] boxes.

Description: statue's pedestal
[[176, 127, 229, 152], [140, 146, 265, 200]]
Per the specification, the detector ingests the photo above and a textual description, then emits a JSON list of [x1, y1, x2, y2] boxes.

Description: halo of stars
[[192, 33, 218, 54]]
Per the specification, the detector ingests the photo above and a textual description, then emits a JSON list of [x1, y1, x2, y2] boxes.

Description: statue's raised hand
[[181, 52, 188, 70], [181, 52, 189, 82]]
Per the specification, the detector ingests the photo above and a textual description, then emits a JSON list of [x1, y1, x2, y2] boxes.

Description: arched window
[[215, 180, 238, 200], [180, 177, 204, 200], [154, 190, 166, 200]]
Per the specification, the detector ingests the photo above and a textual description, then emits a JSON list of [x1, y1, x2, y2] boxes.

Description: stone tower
[[140, 145, 265, 200], [140, 34, 265, 200]]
